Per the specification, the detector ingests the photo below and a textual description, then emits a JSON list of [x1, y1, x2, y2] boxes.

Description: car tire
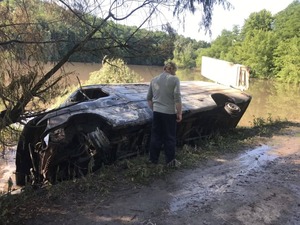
[[224, 102, 241, 117]]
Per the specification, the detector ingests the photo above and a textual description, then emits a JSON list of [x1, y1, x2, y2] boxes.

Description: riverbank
[[0, 120, 299, 225]]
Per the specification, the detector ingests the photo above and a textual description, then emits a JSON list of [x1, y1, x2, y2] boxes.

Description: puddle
[[237, 144, 278, 173], [169, 145, 279, 213]]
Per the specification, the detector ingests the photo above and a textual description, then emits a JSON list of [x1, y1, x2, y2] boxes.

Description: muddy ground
[[14, 124, 299, 225]]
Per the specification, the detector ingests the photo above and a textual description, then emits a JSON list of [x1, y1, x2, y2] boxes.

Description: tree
[[0, 0, 231, 147], [200, 10, 276, 78], [273, 37, 300, 83], [238, 30, 277, 78], [194, 1, 300, 82], [86, 58, 143, 84], [173, 36, 198, 68], [240, 10, 274, 38], [273, 0, 300, 40], [195, 28, 238, 67]]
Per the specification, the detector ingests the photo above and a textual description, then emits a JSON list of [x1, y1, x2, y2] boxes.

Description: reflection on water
[[240, 79, 300, 126], [237, 145, 277, 171]]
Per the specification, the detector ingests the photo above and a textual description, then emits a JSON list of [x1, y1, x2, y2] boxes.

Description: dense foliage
[[86, 58, 143, 84], [194, 1, 300, 83]]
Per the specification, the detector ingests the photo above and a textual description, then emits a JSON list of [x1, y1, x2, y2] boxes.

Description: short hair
[[164, 62, 177, 72]]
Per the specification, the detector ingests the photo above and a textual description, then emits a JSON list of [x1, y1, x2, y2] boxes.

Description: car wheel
[[224, 102, 241, 117], [88, 128, 111, 163]]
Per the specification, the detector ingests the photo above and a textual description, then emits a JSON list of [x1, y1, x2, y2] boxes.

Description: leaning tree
[[0, 0, 232, 147]]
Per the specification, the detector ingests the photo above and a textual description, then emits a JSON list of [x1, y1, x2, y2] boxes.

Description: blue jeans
[[149, 111, 177, 164]]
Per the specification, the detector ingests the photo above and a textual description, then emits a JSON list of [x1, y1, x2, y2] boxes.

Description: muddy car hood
[[37, 81, 250, 138]]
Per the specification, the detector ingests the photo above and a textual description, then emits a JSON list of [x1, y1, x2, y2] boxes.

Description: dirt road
[[21, 125, 300, 225]]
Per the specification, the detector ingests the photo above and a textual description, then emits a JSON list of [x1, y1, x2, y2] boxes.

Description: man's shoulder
[[152, 73, 164, 80], [170, 75, 180, 83]]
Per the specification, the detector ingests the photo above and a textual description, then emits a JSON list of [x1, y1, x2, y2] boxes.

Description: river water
[[0, 63, 299, 193], [238, 79, 300, 126]]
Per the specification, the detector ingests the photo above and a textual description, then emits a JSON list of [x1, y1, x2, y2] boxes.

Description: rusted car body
[[15, 81, 252, 186]]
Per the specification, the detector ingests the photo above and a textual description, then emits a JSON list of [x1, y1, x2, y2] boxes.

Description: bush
[[85, 58, 143, 84]]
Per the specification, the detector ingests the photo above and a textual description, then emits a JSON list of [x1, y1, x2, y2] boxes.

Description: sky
[[115, 0, 295, 42], [175, 0, 295, 42]]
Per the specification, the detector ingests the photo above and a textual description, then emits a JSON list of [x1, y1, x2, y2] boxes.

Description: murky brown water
[[240, 79, 300, 126]]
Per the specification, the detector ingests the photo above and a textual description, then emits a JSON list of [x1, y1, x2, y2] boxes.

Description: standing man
[[147, 61, 182, 167]]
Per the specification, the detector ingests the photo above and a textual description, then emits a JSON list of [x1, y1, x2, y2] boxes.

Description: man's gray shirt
[[147, 72, 182, 114]]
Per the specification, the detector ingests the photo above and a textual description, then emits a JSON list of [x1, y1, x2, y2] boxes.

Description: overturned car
[[15, 81, 252, 186]]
